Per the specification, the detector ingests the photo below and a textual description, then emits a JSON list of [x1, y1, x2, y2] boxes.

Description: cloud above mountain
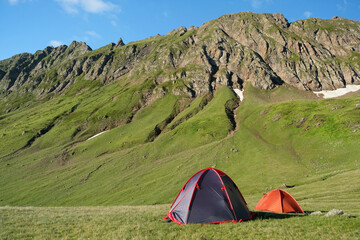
[[8, 0, 19, 5], [50, 40, 63, 47], [304, 11, 312, 18], [248, 0, 272, 9], [55, 0, 119, 14]]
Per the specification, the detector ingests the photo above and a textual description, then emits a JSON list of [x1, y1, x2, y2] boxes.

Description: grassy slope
[[0, 81, 359, 217], [1, 206, 359, 240], [0, 86, 237, 206]]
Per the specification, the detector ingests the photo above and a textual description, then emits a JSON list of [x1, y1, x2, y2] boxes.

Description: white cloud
[[9, 0, 34, 5], [86, 31, 101, 39], [72, 31, 102, 43], [109, 14, 118, 27], [304, 11, 312, 18], [337, 0, 348, 11], [56, 0, 79, 13], [250, 0, 261, 8], [50, 40, 63, 47], [111, 20, 117, 27], [56, 0, 119, 14], [162, 11, 168, 17], [8, 0, 19, 5], [83, 0, 116, 13], [248, 0, 271, 9]]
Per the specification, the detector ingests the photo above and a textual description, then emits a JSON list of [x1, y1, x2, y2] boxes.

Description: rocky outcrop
[[0, 41, 91, 94], [0, 12, 359, 98]]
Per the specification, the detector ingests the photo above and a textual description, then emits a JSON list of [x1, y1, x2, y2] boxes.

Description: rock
[[296, 117, 307, 128], [230, 148, 238, 152], [168, 26, 187, 36], [273, 114, 282, 121], [310, 211, 323, 216], [115, 38, 125, 48], [332, 16, 344, 20], [326, 209, 343, 217], [331, 106, 344, 110], [188, 26, 199, 31]]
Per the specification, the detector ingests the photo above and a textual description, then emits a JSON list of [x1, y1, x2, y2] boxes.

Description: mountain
[[0, 12, 359, 209], [2, 12, 360, 100]]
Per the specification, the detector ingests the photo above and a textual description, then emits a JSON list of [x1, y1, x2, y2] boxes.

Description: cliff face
[[0, 12, 359, 99]]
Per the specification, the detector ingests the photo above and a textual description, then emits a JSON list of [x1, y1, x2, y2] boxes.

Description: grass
[[1, 83, 360, 205], [1, 84, 360, 209], [0, 77, 359, 238], [1, 206, 359, 240]]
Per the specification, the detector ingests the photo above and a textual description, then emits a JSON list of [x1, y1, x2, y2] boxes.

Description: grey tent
[[165, 168, 253, 224]]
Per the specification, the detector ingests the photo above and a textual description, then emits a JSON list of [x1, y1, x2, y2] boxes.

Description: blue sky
[[1, 0, 359, 60]]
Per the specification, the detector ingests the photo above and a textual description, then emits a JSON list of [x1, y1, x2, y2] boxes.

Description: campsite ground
[[1, 84, 360, 239], [1, 205, 359, 239]]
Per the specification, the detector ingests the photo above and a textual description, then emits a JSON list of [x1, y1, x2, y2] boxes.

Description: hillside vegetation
[[0, 12, 359, 222], [1, 205, 360, 239], [1, 81, 359, 215]]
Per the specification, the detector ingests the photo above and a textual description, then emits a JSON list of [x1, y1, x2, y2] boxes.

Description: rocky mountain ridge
[[1, 12, 359, 101]]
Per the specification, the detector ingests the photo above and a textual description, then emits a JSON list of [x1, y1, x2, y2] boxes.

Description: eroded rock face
[[0, 12, 359, 97], [0, 41, 92, 94]]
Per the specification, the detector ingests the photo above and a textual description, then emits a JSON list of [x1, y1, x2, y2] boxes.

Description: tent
[[165, 168, 253, 224], [254, 189, 304, 213]]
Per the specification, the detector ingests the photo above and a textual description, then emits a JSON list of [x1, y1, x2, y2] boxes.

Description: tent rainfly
[[254, 189, 304, 214], [165, 168, 253, 224]]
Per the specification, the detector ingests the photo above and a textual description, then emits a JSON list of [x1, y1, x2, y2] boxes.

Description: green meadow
[[1, 206, 359, 239], [1, 76, 360, 238]]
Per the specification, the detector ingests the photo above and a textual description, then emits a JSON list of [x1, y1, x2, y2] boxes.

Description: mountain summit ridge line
[[0, 11, 359, 101]]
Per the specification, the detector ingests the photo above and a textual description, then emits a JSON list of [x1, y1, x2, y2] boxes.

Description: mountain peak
[[68, 41, 92, 51], [0, 11, 359, 98], [115, 38, 125, 48]]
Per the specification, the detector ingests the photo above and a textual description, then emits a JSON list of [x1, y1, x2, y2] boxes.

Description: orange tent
[[254, 189, 304, 213]]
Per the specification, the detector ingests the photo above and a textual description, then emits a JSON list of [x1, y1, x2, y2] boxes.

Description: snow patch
[[233, 89, 244, 101], [313, 85, 360, 99], [87, 131, 108, 141]]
